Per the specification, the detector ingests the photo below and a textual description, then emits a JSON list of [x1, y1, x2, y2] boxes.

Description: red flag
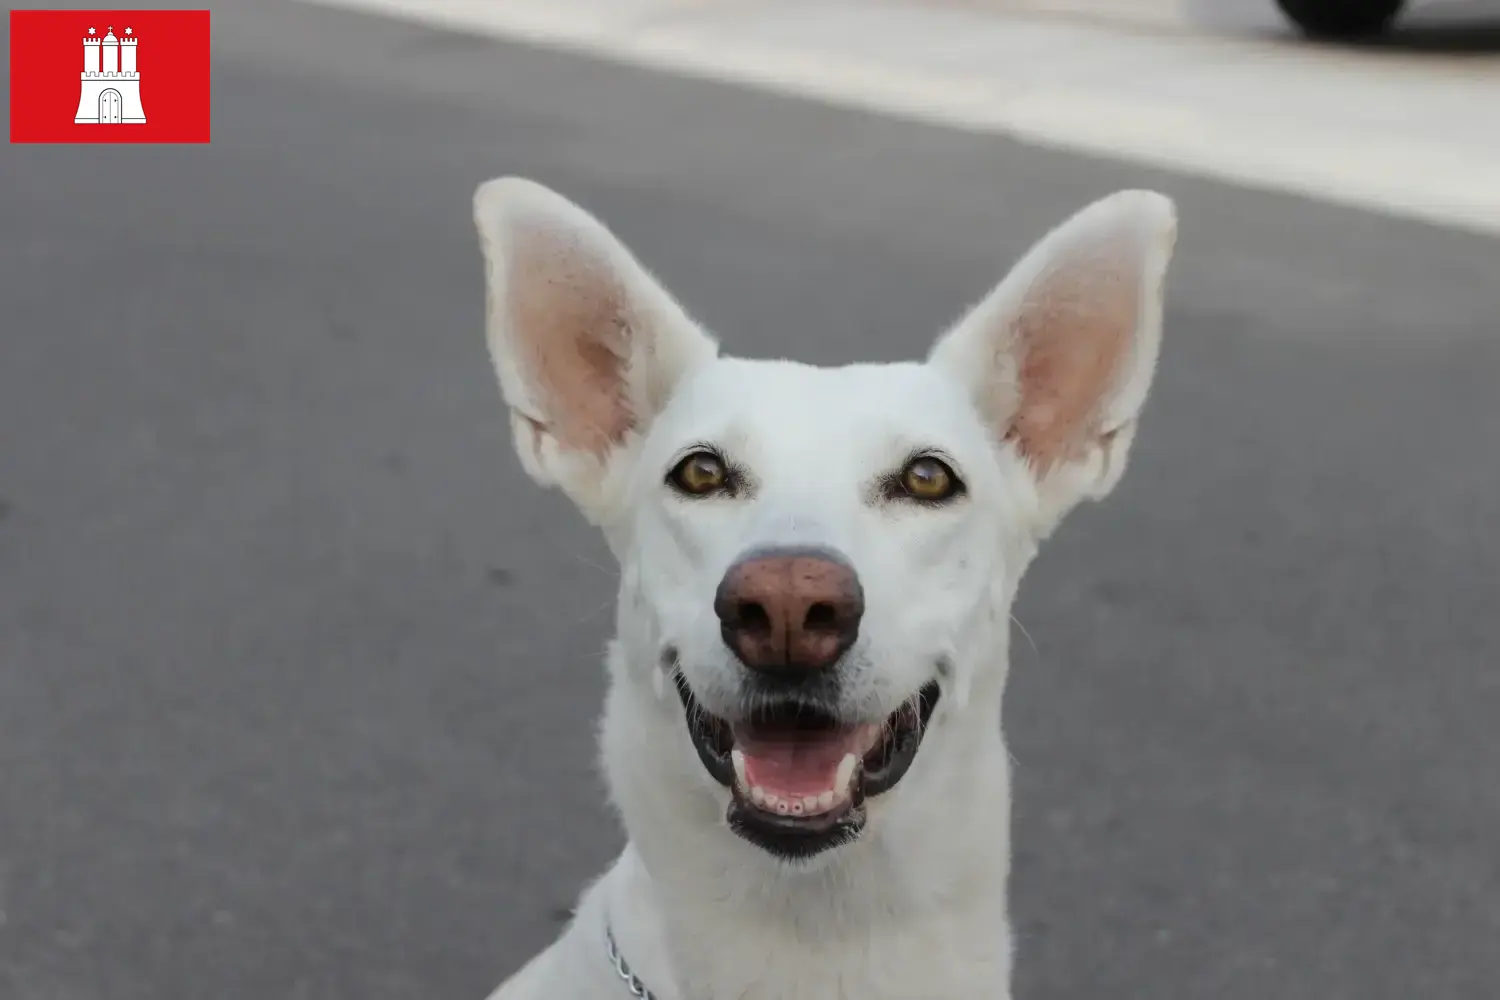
[[10, 9, 212, 144]]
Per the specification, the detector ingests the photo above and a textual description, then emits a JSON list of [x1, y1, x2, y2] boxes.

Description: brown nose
[[714, 547, 864, 675]]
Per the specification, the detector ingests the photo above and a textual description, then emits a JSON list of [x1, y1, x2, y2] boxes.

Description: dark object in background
[[1276, 0, 1405, 37]]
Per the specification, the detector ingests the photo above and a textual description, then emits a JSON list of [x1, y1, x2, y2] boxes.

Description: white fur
[[473, 177, 1178, 1000]]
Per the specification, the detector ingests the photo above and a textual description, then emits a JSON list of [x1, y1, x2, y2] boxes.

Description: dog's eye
[[668, 451, 730, 496], [898, 456, 961, 502]]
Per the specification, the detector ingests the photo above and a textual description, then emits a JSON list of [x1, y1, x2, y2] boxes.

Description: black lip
[[675, 672, 736, 787], [674, 672, 942, 858], [863, 680, 940, 797], [727, 796, 866, 860]]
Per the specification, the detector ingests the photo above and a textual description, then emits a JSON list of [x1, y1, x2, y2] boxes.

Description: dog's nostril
[[735, 601, 773, 635], [803, 602, 838, 631]]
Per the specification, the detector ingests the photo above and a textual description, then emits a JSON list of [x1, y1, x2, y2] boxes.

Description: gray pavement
[[2, 2, 1498, 998]]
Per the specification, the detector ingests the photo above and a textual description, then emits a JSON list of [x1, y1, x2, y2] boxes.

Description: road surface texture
[[1, 2, 1497, 999]]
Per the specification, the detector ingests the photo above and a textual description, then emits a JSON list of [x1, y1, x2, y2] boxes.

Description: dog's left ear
[[473, 177, 719, 525], [928, 190, 1178, 536]]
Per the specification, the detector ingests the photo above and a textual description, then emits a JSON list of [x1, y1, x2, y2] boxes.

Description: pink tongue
[[734, 724, 881, 799]]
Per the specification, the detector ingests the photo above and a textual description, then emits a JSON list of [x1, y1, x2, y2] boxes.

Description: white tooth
[[763, 792, 779, 808], [835, 753, 859, 793], [775, 799, 791, 815], [802, 795, 821, 813], [751, 786, 766, 805], [817, 790, 835, 810], [790, 799, 805, 815], [731, 749, 748, 788]]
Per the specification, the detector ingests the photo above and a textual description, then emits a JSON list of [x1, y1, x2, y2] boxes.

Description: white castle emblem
[[75, 25, 146, 124]]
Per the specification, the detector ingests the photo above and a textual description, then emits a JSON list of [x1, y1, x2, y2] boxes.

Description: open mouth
[[675, 674, 941, 859]]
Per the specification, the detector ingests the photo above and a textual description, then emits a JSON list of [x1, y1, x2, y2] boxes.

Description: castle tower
[[101, 26, 119, 73], [120, 30, 138, 73], [74, 25, 146, 125]]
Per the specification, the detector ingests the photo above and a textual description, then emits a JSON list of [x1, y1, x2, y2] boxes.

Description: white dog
[[473, 177, 1178, 1000]]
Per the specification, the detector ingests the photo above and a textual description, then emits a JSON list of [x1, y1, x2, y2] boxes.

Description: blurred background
[[1, 1, 1497, 998]]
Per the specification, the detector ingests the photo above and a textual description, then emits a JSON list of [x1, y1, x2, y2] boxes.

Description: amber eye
[[668, 451, 729, 496], [899, 456, 960, 502]]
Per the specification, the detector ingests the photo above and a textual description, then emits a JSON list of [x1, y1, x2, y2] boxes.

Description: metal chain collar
[[605, 921, 659, 1000]]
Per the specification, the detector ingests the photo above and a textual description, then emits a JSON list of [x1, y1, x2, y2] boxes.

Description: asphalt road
[[2, 2, 1498, 998]]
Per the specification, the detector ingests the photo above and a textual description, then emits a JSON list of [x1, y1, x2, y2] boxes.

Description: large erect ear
[[473, 177, 718, 523], [928, 190, 1178, 536]]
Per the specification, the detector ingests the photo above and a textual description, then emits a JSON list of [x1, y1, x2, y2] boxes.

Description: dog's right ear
[[473, 178, 719, 523]]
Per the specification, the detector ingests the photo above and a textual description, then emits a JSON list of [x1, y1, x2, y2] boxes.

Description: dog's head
[[474, 178, 1176, 865]]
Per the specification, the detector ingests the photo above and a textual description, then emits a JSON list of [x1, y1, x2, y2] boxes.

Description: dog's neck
[[598, 641, 1016, 1000]]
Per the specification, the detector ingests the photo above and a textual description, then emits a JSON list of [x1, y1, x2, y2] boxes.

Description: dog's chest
[[673, 966, 1009, 1000], [662, 919, 1012, 1000]]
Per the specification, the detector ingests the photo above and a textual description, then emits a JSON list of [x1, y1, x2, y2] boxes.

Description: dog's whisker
[[560, 545, 615, 579], [1010, 613, 1041, 661], [568, 596, 616, 625], [525, 597, 614, 630]]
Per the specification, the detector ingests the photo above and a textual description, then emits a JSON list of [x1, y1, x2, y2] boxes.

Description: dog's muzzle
[[670, 544, 942, 859]]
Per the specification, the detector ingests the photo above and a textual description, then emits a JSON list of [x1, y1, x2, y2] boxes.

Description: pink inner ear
[[508, 227, 637, 459], [1004, 251, 1139, 475]]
